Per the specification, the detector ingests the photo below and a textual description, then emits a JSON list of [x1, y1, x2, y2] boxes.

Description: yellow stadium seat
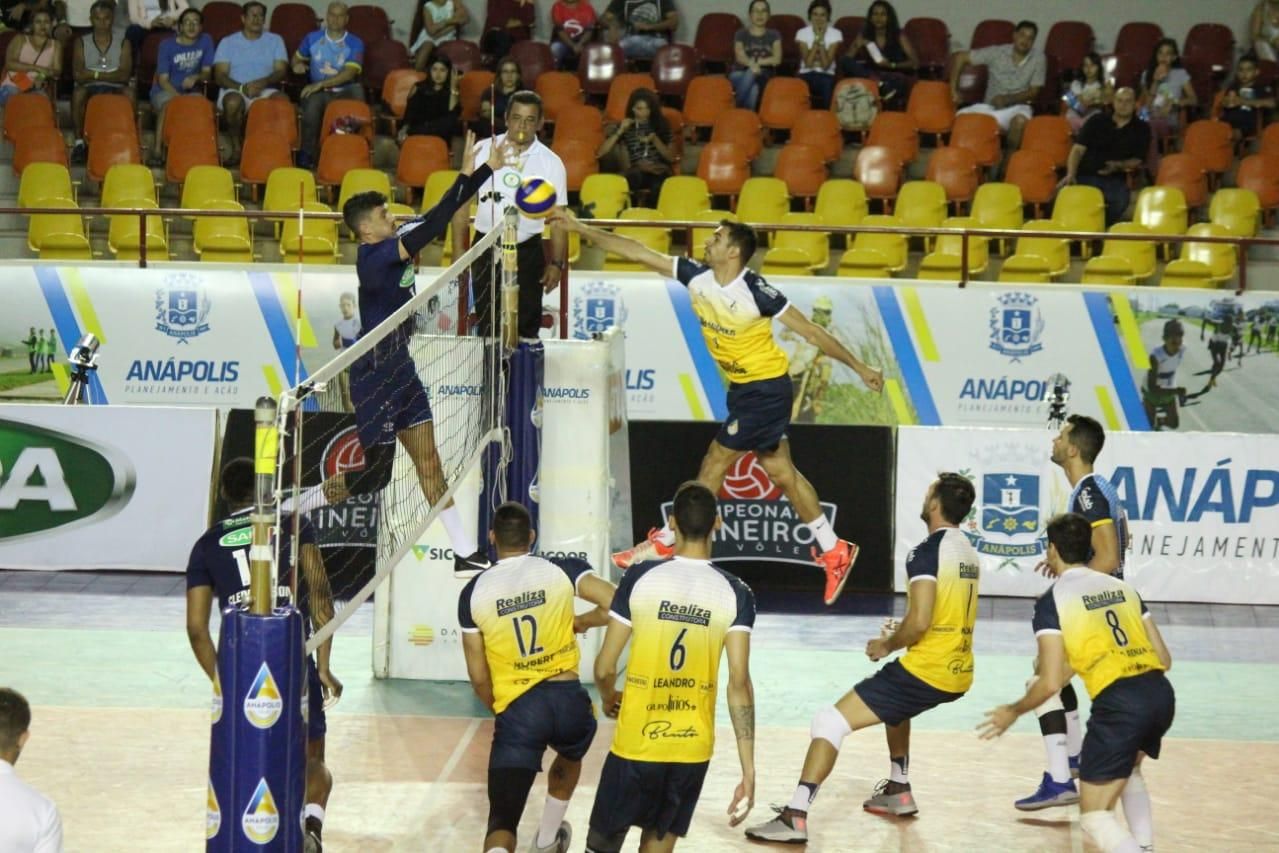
[[180, 165, 236, 216], [280, 201, 339, 264], [605, 208, 669, 270], [851, 214, 908, 272], [337, 168, 394, 220], [998, 254, 1053, 283], [108, 200, 168, 261], [1103, 223, 1158, 280], [762, 212, 829, 272], [19, 163, 76, 208], [930, 215, 990, 275], [656, 175, 711, 222], [1051, 184, 1106, 258], [760, 248, 819, 275], [263, 167, 319, 238], [734, 177, 790, 243], [815, 179, 868, 246], [1159, 258, 1215, 288], [895, 180, 948, 242], [1134, 186, 1189, 258], [193, 200, 253, 262], [1081, 255, 1136, 285], [1180, 223, 1236, 284], [1208, 188, 1260, 238], [970, 182, 1023, 255], [837, 247, 893, 278], [28, 212, 92, 260], [101, 163, 156, 208], [1016, 220, 1070, 278], [580, 173, 630, 220]]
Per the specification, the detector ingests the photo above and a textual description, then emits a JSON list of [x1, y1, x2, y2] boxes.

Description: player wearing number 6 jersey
[[458, 502, 617, 853], [747, 474, 980, 843], [980, 513, 1174, 853], [587, 481, 758, 853]]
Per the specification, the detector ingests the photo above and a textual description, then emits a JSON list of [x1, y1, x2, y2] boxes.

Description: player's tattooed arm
[[725, 629, 756, 825], [729, 703, 755, 742]]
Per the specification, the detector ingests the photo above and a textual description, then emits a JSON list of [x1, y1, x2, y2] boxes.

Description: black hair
[[861, 1, 901, 43], [720, 219, 758, 263], [1014, 20, 1038, 38], [506, 89, 544, 120], [1238, 51, 1261, 69], [0, 688, 31, 754], [1143, 38, 1183, 91], [672, 480, 718, 541], [90, 0, 115, 17], [427, 53, 453, 90], [242, 1, 267, 17], [807, 0, 832, 19], [1046, 513, 1093, 565], [177, 7, 202, 26], [492, 502, 532, 549], [1163, 318, 1184, 338], [625, 87, 670, 140], [934, 472, 976, 524], [746, 0, 770, 14], [220, 457, 255, 506], [343, 190, 387, 235], [1066, 414, 1106, 464]]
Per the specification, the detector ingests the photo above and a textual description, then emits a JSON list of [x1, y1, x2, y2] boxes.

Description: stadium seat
[[28, 212, 92, 260], [108, 200, 168, 261], [319, 99, 374, 149], [1004, 150, 1057, 217], [239, 132, 293, 199], [759, 77, 811, 132], [381, 69, 426, 134], [1159, 258, 1214, 288], [435, 39, 482, 74], [200, 0, 242, 43], [193, 200, 254, 262], [1209, 188, 1261, 238], [970, 19, 1014, 49], [3, 92, 55, 144], [927, 215, 990, 275], [279, 201, 340, 264], [1182, 23, 1234, 75], [18, 163, 76, 209], [1155, 155, 1208, 212], [87, 131, 141, 184], [948, 113, 1001, 168], [837, 247, 894, 278], [1180, 223, 1236, 284], [1135, 185, 1190, 256], [180, 165, 236, 214], [268, 2, 317, 57], [652, 44, 698, 100], [536, 71, 584, 123], [316, 134, 371, 197], [580, 173, 630, 220], [135, 29, 169, 94], [774, 143, 827, 203], [971, 183, 1024, 253], [83, 94, 137, 145], [1017, 220, 1070, 278], [693, 13, 742, 69], [1103, 222, 1158, 280], [1019, 115, 1072, 169], [160, 95, 217, 150], [364, 44, 412, 97], [1261, 123, 1279, 158], [1113, 22, 1163, 72], [867, 111, 919, 166], [906, 80, 955, 137], [605, 208, 669, 270], [580, 42, 624, 98], [458, 70, 495, 125], [682, 76, 735, 135], [164, 127, 220, 184], [347, 5, 390, 46], [762, 212, 828, 272], [735, 177, 790, 235], [605, 73, 656, 123], [851, 215, 908, 272], [13, 126, 68, 176], [422, 169, 461, 212], [697, 142, 750, 200], [247, 98, 299, 151], [998, 254, 1054, 282], [394, 135, 451, 201], [925, 146, 980, 209], [790, 110, 843, 163], [1050, 184, 1106, 258], [656, 176, 711, 221], [337, 168, 393, 219], [101, 163, 156, 208], [1235, 154, 1279, 225], [903, 17, 948, 77], [895, 180, 948, 237], [1180, 120, 1233, 188], [815, 179, 868, 244], [854, 145, 904, 207], [834, 16, 866, 48], [1080, 255, 1136, 285], [954, 62, 989, 108], [264, 167, 319, 238], [553, 138, 599, 193], [553, 103, 605, 153], [710, 109, 764, 162], [1044, 21, 1094, 71], [509, 40, 554, 83], [830, 78, 881, 136]]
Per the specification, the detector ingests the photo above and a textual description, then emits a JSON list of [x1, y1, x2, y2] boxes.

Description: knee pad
[[810, 705, 852, 750], [486, 767, 537, 836], [346, 442, 394, 496], [1059, 682, 1079, 712], [1026, 677, 1065, 717], [1080, 810, 1134, 853]]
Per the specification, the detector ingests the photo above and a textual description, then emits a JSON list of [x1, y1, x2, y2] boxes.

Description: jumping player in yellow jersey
[[458, 502, 618, 853], [587, 481, 757, 852], [980, 513, 1174, 853], [550, 209, 884, 606], [746, 474, 980, 843]]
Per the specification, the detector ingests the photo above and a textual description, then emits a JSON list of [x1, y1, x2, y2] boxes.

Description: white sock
[[283, 484, 330, 515], [536, 795, 569, 848], [439, 505, 476, 556], [1081, 809, 1142, 853], [1121, 772, 1154, 849], [788, 781, 819, 813], [1042, 733, 1071, 784], [304, 803, 325, 823], [1065, 709, 1083, 756], [654, 524, 675, 546], [807, 515, 838, 552], [889, 755, 909, 784]]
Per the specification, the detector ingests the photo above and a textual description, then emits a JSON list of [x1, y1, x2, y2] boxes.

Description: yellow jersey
[[899, 527, 981, 694], [674, 257, 791, 384], [458, 554, 596, 714], [1033, 567, 1165, 699], [608, 557, 756, 763]]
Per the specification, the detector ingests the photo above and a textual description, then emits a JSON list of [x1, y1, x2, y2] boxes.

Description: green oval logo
[[0, 419, 135, 541], [218, 527, 253, 548]]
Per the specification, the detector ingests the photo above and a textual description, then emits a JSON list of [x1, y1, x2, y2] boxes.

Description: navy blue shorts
[[349, 349, 432, 450], [717, 375, 793, 452], [490, 680, 597, 771], [305, 657, 326, 743], [1080, 670, 1175, 783], [588, 754, 710, 846], [853, 660, 965, 727]]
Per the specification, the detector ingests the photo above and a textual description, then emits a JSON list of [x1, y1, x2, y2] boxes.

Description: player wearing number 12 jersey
[[458, 502, 617, 853], [980, 513, 1174, 853]]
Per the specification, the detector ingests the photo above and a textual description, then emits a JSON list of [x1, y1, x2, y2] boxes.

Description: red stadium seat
[[200, 0, 242, 44], [347, 5, 390, 46], [970, 19, 1013, 49], [651, 44, 698, 101], [1183, 23, 1234, 74], [693, 13, 742, 69], [436, 40, 483, 74], [904, 17, 948, 77], [580, 42, 624, 98], [1045, 21, 1095, 72], [510, 40, 555, 83], [269, 2, 318, 58], [768, 14, 806, 72]]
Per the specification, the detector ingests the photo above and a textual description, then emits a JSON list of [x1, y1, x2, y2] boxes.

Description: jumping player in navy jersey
[[186, 458, 341, 853], [285, 129, 515, 577], [1016, 414, 1131, 812]]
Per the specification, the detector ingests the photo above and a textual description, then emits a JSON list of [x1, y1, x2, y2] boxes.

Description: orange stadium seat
[[536, 71, 584, 123], [1156, 153, 1209, 211], [949, 113, 1000, 168], [773, 143, 827, 203], [164, 128, 219, 184], [1236, 154, 1279, 224], [396, 135, 452, 200], [926, 146, 981, 209], [554, 103, 605, 151], [87, 131, 141, 184], [316, 134, 371, 196], [13, 126, 67, 176], [759, 76, 810, 131], [247, 99, 299, 151], [4, 92, 55, 144], [855, 145, 903, 207], [711, 109, 764, 162], [1019, 115, 1072, 169], [381, 69, 426, 134], [239, 133, 292, 199], [319, 99, 374, 149], [697, 142, 750, 200], [867, 111, 920, 167], [160, 95, 216, 149], [1004, 150, 1058, 217], [1181, 120, 1234, 187], [605, 73, 656, 123], [790, 110, 842, 163], [553, 138, 599, 192], [458, 71, 495, 125], [83, 94, 136, 144], [682, 76, 735, 135], [906, 80, 955, 136]]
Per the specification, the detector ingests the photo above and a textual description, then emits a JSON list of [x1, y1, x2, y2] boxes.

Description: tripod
[[62, 334, 100, 406]]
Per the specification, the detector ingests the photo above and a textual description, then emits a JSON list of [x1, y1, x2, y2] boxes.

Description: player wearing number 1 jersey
[[981, 513, 1174, 853], [458, 502, 617, 853], [747, 474, 980, 844]]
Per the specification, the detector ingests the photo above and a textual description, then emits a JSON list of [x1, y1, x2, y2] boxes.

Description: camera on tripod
[[1046, 372, 1071, 429], [64, 333, 100, 405]]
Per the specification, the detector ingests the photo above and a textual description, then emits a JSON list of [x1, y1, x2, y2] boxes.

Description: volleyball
[[515, 176, 557, 218]]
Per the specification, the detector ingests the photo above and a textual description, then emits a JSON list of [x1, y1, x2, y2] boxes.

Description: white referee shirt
[[471, 133, 567, 243], [0, 759, 63, 853]]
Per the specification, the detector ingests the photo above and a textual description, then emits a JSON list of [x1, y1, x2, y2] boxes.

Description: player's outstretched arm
[[978, 634, 1068, 739], [724, 631, 756, 827], [461, 632, 496, 711], [185, 585, 217, 682], [593, 618, 631, 718], [548, 208, 676, 277], [776, 306, 884, 393]]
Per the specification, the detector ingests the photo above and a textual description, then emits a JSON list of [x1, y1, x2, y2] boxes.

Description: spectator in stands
[[124, 0, 188, 59], [149, 7, 213, 164], [602, 0, 677, 62], [950, 19, 1045, 149], [212, 0, 288, 165], [839, 0, 916, 106], [1063, 51, 1112, 134], [473, 56, 522, 136], [0, 688, 62, 853], [70, 0, 134, 164], [730, 0, 781, 110], [293, 1, 365, 169], [0, 8, 62, 106], [796, 0, 841, 108], [1220, 53, 1275, 143], [1250, 0, 1279, 62], [1, 0, 55, 30], [597, 86, 673, 204], [550, 0, 596, 70], [482, 0, 534, 62], [409, 0, 468, 71], [1138, 38, 1196, 154], [1061, 87, 1150, 226], [400, 54, 460, 143]]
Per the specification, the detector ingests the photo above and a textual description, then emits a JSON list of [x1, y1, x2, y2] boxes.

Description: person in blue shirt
[[293, 1, 365, 168], [212, 0, 288, 164], [285, 130, 514, 579], [149, 7, 214, 164], [185, 457, 341, 853]]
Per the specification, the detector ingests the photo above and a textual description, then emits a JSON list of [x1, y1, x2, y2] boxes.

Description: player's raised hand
[[459, 129, 478, 174], [727, 777, 754, 826], [487, 136, 517, 172], [977, 704, 1019, 740]]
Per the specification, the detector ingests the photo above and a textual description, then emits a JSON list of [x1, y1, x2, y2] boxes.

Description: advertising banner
[[894, 426, 1279, 604], [0, 404, 215, 571]]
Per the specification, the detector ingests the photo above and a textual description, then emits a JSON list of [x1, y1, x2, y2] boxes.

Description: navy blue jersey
[[1070, 473, 1129, 577], [186, 508, 318, 619]]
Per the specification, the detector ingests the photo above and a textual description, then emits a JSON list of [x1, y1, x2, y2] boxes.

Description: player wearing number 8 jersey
[[458, 502, 617, 853], [746, 474, 980, 843], [981, 513, 1174, 853], [588, 482, 758, 852]]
